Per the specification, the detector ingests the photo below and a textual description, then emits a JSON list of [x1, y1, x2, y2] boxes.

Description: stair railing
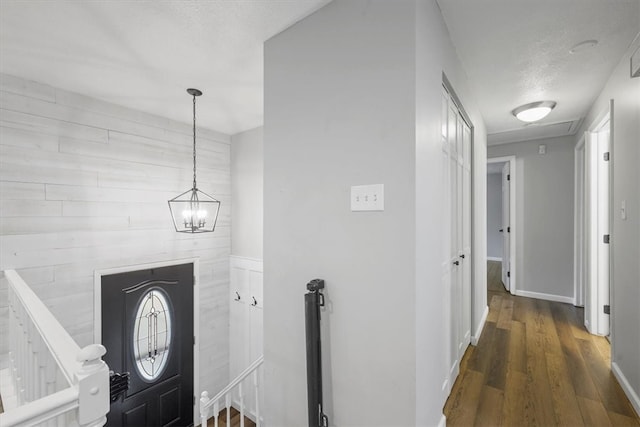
[[199, 355, 264, 427], [0, 269, 109, 427]]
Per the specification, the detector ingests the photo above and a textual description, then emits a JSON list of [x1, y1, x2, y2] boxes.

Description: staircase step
[[207, 406, 256, 427]]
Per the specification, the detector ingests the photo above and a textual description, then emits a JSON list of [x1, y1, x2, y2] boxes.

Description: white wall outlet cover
[[538, 144, 546, 155]]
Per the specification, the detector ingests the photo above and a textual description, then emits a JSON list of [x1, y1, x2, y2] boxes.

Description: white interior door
[[596, 124, 610, 336], [441, 86, 472, 393], [461, 116, 472, 352], [584, 117, 610, 336], [448, 97, 460, 383], [501, 163, 510, 290]]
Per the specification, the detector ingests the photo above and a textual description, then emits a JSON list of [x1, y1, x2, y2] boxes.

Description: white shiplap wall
[[0, 73, 231, 397]]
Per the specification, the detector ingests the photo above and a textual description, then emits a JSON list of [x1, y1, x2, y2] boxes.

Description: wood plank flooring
[[444, 261, 640, 426]]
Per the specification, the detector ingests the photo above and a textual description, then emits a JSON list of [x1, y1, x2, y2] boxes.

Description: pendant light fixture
[[168, 88, 220, 233]]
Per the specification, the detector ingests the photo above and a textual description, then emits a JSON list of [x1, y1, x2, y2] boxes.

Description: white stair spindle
[[27, 320, 35, 402], [37, 334, 48, 399], [9, 287, 19, 398], [253, 370, 260, 427], [200, 391, 209, 427], [45, 353, 57, 396], [32, 331, 41, 400], [18, 303, 26, 404], [225, 394, 231, 426], [239, 382, 244, 427], [213, 401, 219, 427]]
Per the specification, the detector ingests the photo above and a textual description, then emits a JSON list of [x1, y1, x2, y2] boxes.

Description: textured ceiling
[[0, 0, 331, 135], [2, 1, 638, 139], [437, 0, 640, 144]]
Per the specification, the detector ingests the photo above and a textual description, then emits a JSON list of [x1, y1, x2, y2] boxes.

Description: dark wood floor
[[444, 260, 640, 426], [207, 407, 256, 427]]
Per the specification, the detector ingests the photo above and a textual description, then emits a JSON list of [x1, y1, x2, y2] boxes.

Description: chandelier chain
[[192, 94, 197, 190]]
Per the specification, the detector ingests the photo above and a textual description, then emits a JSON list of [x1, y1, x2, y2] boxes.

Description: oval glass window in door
[[132, 288, 173, 381]]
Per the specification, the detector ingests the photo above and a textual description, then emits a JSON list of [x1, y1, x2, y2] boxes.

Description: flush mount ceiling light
[[168, 88, 220, 233], [569, 39, 598, 54], [512, 101, 557, 123]]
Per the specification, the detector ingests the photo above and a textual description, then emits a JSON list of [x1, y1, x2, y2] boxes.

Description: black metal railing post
[[305, 279, 329, 427]]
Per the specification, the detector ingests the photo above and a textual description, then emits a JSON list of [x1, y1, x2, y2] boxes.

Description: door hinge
[[193, 275, 196, 285], [507, 174, 511, 181], [507, 226, 510, 233], [604, 305, 610, 314], [603, 234, 610, 244], [507, 271, 510, 278], [604, 152, 610, 161], [193, 336, 196, 345], [193, 395, 196, 406]]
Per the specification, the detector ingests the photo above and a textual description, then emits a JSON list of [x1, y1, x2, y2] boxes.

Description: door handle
[[453, 260, 460, 266], [499, 229, 504, 232], [459, 254, 465, 259]]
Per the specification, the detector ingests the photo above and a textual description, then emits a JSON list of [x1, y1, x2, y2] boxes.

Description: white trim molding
[[487, 155, 517, 295], [612, 362, 640, 417], [471, 305, 489, 346], [437, 414, 447, 427], [515, 290, 575, 305], [486, 256, 502, 262]]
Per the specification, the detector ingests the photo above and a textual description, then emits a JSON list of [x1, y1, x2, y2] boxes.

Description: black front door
[[102, 263, 194, 426]]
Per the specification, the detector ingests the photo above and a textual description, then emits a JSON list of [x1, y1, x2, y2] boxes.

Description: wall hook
[[234, 291, 241, 301]]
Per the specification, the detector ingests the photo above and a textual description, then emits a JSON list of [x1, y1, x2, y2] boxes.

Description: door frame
[[94, 257, 200, 424], [578, 104, 612, 336], [574, 135, 586, 307], [487, 156, 517, 295]]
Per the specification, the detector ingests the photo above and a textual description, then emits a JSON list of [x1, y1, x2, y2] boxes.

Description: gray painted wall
[[578, 34, 640, 411], [487, 172, 502, 259], [264, 1, 487, 425], [489, 136, 575, 299], [264, 3, 416, 424], [231, 126, 263, 259]]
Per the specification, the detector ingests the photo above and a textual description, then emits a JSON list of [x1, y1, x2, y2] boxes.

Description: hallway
[[444, 261, 640, 426]]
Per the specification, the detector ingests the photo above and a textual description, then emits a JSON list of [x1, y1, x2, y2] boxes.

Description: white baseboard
[[515, 290, 575, 305], [487, 256, 502, 262], [437, 414, 447, 427], [471, 306, 489, 345], [612, 361, 640, 417]]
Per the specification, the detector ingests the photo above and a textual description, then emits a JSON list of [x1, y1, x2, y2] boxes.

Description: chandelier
[[168, 88, 220, 233]]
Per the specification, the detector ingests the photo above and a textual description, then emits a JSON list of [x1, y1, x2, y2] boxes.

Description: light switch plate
[[351, 184, 384, 211]]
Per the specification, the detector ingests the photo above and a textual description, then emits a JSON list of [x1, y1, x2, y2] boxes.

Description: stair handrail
[[4, 269, 80, 384], [200, 355, 264, 427], [0, 269, 109, 426]]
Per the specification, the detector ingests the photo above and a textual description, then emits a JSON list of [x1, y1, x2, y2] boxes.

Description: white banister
[[5, 270, 80, 384], [0, 270, 109, 427], [200, 355, 264, 427]]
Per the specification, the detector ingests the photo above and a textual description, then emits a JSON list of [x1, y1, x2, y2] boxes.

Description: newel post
[[200, 391, 210, 427], [75, 344, 109, 427]]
